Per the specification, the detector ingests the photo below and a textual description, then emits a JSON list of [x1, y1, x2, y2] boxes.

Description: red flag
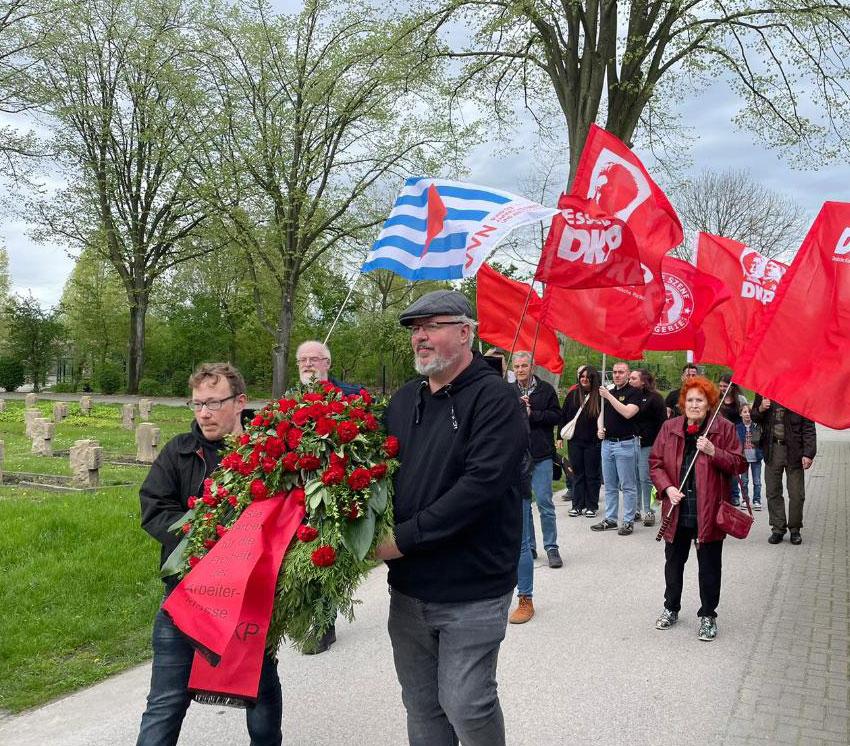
[[422, 184, 447, 255], [540, 266, 664, 360], [695, 233, 789, 366], [735, 202, 850, 428], [534, 194, 644, 289], [645, 257, 731, 351], [569, 124, 683, 276], [477, 263, 564, 374]]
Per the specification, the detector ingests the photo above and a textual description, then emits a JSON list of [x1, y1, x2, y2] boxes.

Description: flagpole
[[506, 282, 536, 370], [323, 275, 360, 347]]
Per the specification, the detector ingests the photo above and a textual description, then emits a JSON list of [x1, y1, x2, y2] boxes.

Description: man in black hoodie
[[137, 363, 282, 746], [376, 290, 528, 746]]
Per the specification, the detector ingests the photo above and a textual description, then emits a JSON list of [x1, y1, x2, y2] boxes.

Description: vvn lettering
[[465, 225, 498, 268]]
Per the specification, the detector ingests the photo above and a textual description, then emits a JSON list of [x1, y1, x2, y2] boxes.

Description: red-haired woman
[[649, 376, 746, 641]]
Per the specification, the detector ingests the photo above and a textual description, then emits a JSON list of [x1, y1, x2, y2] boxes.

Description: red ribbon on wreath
[[163, 495, 305, 702]]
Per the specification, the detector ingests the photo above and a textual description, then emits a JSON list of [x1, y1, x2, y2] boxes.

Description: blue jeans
[[601, 438, 639, 524], [741, 460, 763, 502], [528, 458, 558, 553], [137, 607, 282, 746], [635, 444, 653, 513], [388, 588, 512, 746], [516, 499, 533, 597]]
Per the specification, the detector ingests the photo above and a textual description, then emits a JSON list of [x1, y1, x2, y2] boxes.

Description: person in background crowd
[[752, 394, 816, 545], [718, 374, 747, 506], [378, 290, 527, 746], [665, 363, 698, 418], [558, 365, 602, 518], [591, 361, 643, 536], [512, 351, 563, 569], [137, 363, 283, 746], [650, 376, 747, 642], [629, 368, 667, 527], [736, 404, 763, 511]]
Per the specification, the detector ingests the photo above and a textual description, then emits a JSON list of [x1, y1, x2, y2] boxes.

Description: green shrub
[[137, 377, 165, 396], [96, 364, 124, 394], [0, 357, 25, 392], [169, 371, 188, 398], [51, 382, 78, 393]]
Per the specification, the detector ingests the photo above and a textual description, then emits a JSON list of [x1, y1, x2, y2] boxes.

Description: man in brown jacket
[[752, 394, 817, 545]]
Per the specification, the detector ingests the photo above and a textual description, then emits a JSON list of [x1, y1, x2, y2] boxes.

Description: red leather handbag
[[716, 478, 754, 539]]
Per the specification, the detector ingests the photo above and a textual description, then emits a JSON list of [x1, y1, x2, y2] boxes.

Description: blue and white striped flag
[[361, 177, 558, 281]]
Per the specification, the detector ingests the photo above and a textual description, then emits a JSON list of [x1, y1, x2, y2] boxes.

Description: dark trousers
[[765, 443, 806, 532], [388, 588, 511, 746], [137, 608, 282, 746], [568, 439, 601, 512], [663, 525, 723, 618]]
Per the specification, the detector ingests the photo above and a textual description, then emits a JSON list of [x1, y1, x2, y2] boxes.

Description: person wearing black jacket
[[512, 351, 563, 569], [137, 363, 283, 746], [375, 290, 527, 746], [559, 365, 603, 517], [630, 369, 667, 527], [752, 394, 817, 545]]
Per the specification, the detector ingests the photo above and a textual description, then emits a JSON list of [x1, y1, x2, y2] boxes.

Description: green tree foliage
[[4, 293, 63, 391], [189, 0, 471, 395], [0, 356, 25, 391], [22, 0, 210, 393]]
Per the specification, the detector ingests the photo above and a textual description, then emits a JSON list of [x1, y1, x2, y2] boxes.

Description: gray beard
[[414, 349, 460, 377], [299, 371, 328, 385]]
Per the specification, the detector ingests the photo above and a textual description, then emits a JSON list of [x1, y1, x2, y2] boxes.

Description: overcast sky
[[2, 8, 849, 307]]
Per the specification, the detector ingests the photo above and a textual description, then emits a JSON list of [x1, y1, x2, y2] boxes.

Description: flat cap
[[399, 290, 474, 326]]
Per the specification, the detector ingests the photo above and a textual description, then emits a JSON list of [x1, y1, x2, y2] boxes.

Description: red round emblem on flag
[[654, 273, 694, 335]]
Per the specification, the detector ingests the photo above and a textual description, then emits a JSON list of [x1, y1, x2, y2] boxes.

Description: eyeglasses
[[296, 356, 329, 365], [408, 321, 464, 335], [187, 395, 237, 411]]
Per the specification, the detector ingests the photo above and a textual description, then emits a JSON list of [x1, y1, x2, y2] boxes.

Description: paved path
[[1, 427, 848, 745]]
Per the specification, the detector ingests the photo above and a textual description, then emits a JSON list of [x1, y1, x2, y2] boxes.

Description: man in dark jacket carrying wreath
[[136, 363, 283, 746], [376, 290, 528, 746]]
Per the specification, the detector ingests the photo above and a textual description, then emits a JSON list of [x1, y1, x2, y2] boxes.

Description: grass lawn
[[0, 401, 192, 713]]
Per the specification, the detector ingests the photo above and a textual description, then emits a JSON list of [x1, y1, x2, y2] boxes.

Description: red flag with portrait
[[477, 264, 563, 374], [695, 233, 789, 366], [735, 202, 850, 428], [645, 257, 731, 351]]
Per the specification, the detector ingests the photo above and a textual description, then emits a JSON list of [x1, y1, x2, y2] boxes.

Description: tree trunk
[[271, 290, 294, 397], [127, 292, 148, 394]]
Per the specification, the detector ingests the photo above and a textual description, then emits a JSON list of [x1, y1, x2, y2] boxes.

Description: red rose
[[202, 493, 218, 507], [251, 414, 264, 427], [216, 484, 228, 497], [265, 437, 285, 458], [181, 521, 192, 534], [292, 407, 313, 427], [315, 417, 335, 437], [303, 392, 325, 403], [349, 407, 366, 421], [289, 486, 306, 505], [298, 454, 322, 471], [297, 525, 319, 542], [227, 495, 238, 508], [310, 545, 336, 567], [328, 401, 345, 414], [383, 435, 400, 458], [250, 479, 269, 500], [204, 538, 217, 550], [286, 427, 304, 450], [336, 420, 359, 443], [188, 555, 200, 568], [187, 496, 197, 509], [359, 388, 372, 404], [238, 433, 250, 446], [278, 398, 297, 412], [363, 414, 379, 432], [261, 456, 277, 474], [282, 452, 299, 471], [330, 451, 349, 468], [347, 503, 360, 520], [321, 466, 345, 485], [370, 463, 388, 480], [347, 467, 372, 491], [215, 524, 228, 538], [275, 420, 291, 437]]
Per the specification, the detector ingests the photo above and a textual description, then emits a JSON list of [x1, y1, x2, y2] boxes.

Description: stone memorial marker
[[138, 398, 153, 420], [135, 422, 161, 464], [31, 418, 55, 457], [53, 401, 69, 423], [80, 395, 93, 415], [25, 393, 37, 408], [122, 403, 136, 431], [24, 407, 41, 437], [0, 399, 6, 413], [70, 439, 104, 488], [0, 439, 4, 482]]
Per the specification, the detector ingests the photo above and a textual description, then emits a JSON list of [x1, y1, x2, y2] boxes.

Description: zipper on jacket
[[194, 447, 208, 500]]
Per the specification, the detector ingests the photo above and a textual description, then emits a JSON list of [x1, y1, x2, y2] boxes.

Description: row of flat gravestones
[[0, 395, 162, 490]]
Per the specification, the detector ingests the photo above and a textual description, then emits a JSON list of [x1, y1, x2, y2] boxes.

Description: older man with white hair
[[295, 339, 360, 395]]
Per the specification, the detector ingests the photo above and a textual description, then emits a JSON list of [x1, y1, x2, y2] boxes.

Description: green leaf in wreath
[[308, 486, 327, 511], [340, 509, 376, 562], [368, 480, 388, 515], [305, 479, 324, 496], [167, 508, 195, 533], [160, 534, 190, 578]]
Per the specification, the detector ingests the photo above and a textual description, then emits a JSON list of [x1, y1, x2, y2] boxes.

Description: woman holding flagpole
[[649, 376, 746, 641]]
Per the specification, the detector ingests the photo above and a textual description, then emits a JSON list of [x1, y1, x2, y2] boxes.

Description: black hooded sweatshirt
[[384, 354, 529, 603]]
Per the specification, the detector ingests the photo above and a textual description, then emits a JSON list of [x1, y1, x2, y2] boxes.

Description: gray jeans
[[387, 588, 512, 746]]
